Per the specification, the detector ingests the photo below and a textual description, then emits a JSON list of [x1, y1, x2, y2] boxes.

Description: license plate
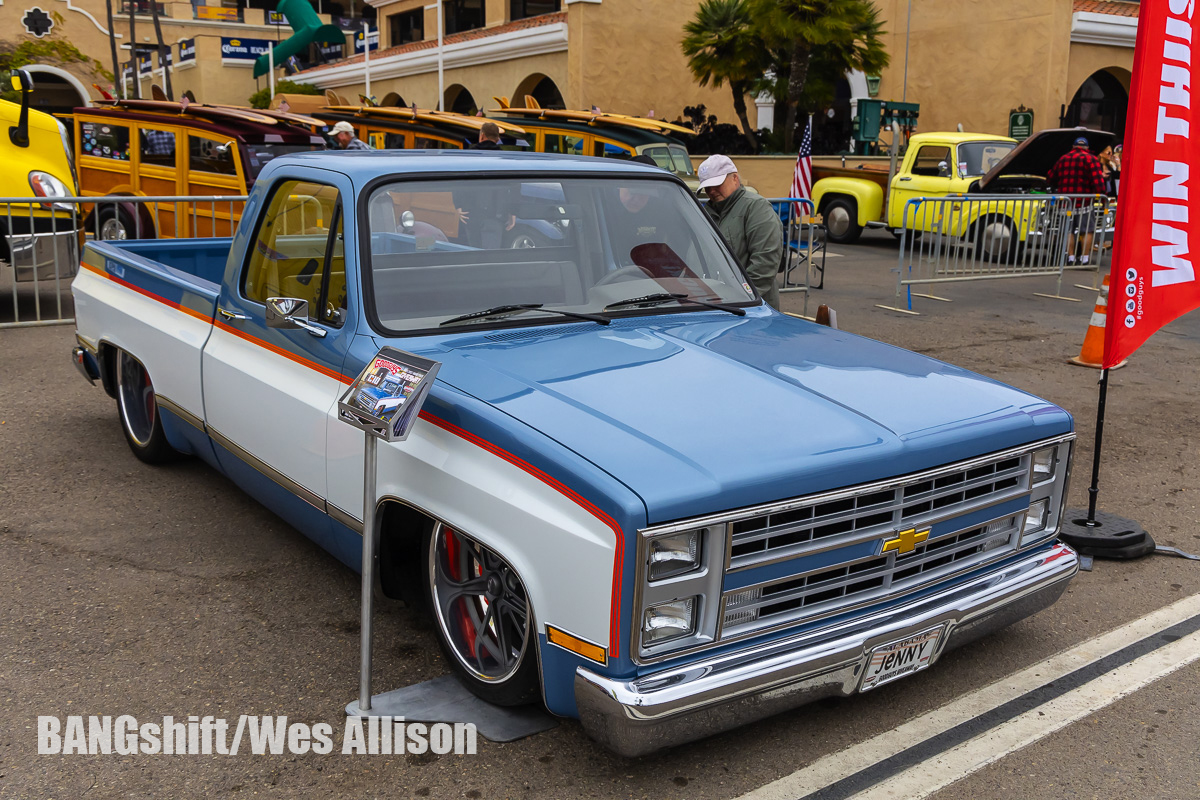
[[859, 625, 945, 692]]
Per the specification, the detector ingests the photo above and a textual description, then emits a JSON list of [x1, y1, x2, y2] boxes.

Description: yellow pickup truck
[[811, 129, 1114, 257], [1, 70, 80, 282]]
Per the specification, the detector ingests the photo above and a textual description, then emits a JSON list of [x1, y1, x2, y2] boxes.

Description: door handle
[[218, 307, 249, 321], [898, 177, 913, 182]]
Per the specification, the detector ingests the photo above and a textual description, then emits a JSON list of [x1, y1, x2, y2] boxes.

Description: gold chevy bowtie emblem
[[882, 527, 931, 555]]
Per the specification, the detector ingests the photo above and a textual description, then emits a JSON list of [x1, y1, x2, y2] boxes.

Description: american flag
[[790, 117, 814, 214]]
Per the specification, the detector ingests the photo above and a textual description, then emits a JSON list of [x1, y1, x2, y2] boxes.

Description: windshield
[[642, 145, 695, 177], [957, 141, 1016, 177], [243, 140, 325, 179], [365, 176, 756, 332]]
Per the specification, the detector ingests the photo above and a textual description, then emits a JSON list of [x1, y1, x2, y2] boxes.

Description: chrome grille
[[728, 454, 1027, 570], [719, 450, 1034, 641]]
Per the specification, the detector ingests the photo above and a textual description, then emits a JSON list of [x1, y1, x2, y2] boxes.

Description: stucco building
[[6, 0, 1140, 149]]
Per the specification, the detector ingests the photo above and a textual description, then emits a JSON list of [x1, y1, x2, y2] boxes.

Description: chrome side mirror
[[400, 210, 415, 232], [265, 296, 326, 337]]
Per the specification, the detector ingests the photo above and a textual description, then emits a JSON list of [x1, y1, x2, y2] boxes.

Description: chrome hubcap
[[100, 218, 127, 240], [827, 206, 851, 238]]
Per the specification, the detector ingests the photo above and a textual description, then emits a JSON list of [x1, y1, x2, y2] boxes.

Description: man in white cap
[[698, 154, 782, 309], [330, 121, 371, 150]]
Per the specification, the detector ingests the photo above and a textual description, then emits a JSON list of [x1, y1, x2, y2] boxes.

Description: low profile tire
[[115, 349, 176, 464], [424, 523, 540, 706], [821, 198, 862, 244]]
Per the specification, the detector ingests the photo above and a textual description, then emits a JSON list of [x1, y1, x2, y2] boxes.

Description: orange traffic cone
[[1069, 273, 1127, 369]]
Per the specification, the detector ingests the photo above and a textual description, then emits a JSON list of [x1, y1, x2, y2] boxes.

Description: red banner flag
[[1105, 0, 1200, 368]]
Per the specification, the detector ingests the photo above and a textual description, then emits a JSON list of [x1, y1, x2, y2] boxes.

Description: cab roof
[[907, 132, 1017, 146], [265, 149, 681, 181]]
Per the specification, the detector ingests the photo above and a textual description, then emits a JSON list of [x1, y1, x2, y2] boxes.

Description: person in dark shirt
[[1047, 136, 1106, 265], [454, 123, 514, 247]]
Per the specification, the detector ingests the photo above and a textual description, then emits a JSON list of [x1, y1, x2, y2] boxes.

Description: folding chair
[[778, 207, 826, 292]]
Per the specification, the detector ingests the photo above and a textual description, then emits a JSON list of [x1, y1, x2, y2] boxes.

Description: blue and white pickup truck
[[71, 151, 1078, 756]]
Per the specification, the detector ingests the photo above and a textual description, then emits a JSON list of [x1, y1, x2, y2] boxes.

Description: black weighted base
[[1060, 508, 1156, 560]]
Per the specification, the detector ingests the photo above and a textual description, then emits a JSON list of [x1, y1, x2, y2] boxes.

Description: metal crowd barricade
[[1, 194, 248, 329], [767, 197, 821, 318], [880, 193, 1113, 315]]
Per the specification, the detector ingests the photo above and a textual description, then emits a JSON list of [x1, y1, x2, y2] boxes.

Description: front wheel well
[[377, 500, 436, 606]]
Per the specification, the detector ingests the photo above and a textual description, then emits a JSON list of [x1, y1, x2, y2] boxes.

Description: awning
[[254, 0, 347, 79]]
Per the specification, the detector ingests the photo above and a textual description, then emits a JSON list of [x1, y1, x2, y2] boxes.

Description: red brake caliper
[[443, 528, 478, 657]]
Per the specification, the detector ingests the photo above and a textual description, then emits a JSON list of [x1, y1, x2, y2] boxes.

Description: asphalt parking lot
[[3, 232, 1199, 799]]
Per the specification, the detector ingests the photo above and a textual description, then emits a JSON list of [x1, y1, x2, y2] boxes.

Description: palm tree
[[750, 0, 889, 152], [149, 0, 173, 100], [681, 0, 767, 153]]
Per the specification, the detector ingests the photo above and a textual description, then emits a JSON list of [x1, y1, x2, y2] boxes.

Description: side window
[[594, 139, 634, 159], [911, 145, 952, 178], [384, 132, 409, 149], [140, 128, 177, 167], [243, 180, 346, 327], [80, 121, 131, 161], [190, 134, 238, 176], [414, 136, 456, 149], [543, 133, 586, 155]]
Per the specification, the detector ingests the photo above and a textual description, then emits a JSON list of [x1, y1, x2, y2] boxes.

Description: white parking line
[[737, 591, 1200, 800]]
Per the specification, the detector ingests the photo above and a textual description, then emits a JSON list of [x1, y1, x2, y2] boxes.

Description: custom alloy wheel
[[115, 349, 175, 464], [425, 523, 539, 705]]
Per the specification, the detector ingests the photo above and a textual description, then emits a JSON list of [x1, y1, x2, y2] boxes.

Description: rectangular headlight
[[1031, 446, 1057, 485], [642, 597, 697, 644], [1022, 498, 1049, 543], [648, 530, 701, 581]]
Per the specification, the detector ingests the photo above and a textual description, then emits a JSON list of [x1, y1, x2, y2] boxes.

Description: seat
[[776, 205, 826, 293]]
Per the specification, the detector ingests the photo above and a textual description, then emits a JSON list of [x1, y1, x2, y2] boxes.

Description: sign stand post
[[338, 348, 440, 717], [358, 432, 378, 711]]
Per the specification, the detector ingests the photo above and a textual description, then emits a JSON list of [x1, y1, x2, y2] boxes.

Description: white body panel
[[202, 324, 342, 497], [72, 265, 210, 418], [327, 413, 619, 652]]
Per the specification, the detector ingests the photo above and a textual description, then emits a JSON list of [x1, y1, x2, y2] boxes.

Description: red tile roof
[[299, 11, 567, 75], [1072, 0, 1140, 18]]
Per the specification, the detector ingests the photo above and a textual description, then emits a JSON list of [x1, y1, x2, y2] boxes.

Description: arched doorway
[[24, 65, 90, 115], [1063, 69, 1129, 140], [444, 84, 477, 115], [512, 74, 564, 109], [381, 91, 406, 107]]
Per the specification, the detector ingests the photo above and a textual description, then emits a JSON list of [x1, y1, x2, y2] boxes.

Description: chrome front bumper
[[6, 226, 80, 283], [575, 542, 1077, 757]]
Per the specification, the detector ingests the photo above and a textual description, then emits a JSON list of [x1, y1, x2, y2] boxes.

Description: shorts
[[1069, 208, 1097, 234]]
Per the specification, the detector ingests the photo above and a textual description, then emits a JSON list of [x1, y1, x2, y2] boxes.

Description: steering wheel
[[594, 265, 653, 287]]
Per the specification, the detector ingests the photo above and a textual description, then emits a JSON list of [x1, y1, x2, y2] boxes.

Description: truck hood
[[429, 313, 1072, 523], [977, 127, 1116, 192]]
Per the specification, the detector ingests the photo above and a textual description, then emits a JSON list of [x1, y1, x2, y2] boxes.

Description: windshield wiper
[[440, 303, 611, 327], [602, 293, 746, 316]]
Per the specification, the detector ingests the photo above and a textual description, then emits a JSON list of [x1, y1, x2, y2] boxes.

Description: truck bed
[[811, 163, 891, 189]]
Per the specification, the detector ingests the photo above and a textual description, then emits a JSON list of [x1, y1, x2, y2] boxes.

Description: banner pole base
[[1060, 508, 1156, 560]]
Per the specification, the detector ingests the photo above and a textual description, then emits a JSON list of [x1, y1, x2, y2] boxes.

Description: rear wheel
[[424, 523, 539, 706], [821, 197, 862, 244], [94, 206, 147, 241], [115, 349, 176, 464]]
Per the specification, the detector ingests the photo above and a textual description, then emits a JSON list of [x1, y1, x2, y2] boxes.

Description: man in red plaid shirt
[[1047, 136, 1106, 265]]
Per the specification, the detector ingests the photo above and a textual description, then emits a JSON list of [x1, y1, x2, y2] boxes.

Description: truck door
[[136, 125, 185, 237], [185, 131, 246, 237], [201, 173, 355, 539], [889, 144, 953, 232]]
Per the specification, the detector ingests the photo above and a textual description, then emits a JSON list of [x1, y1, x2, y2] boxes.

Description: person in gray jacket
[[698, 155, 783, 309]]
